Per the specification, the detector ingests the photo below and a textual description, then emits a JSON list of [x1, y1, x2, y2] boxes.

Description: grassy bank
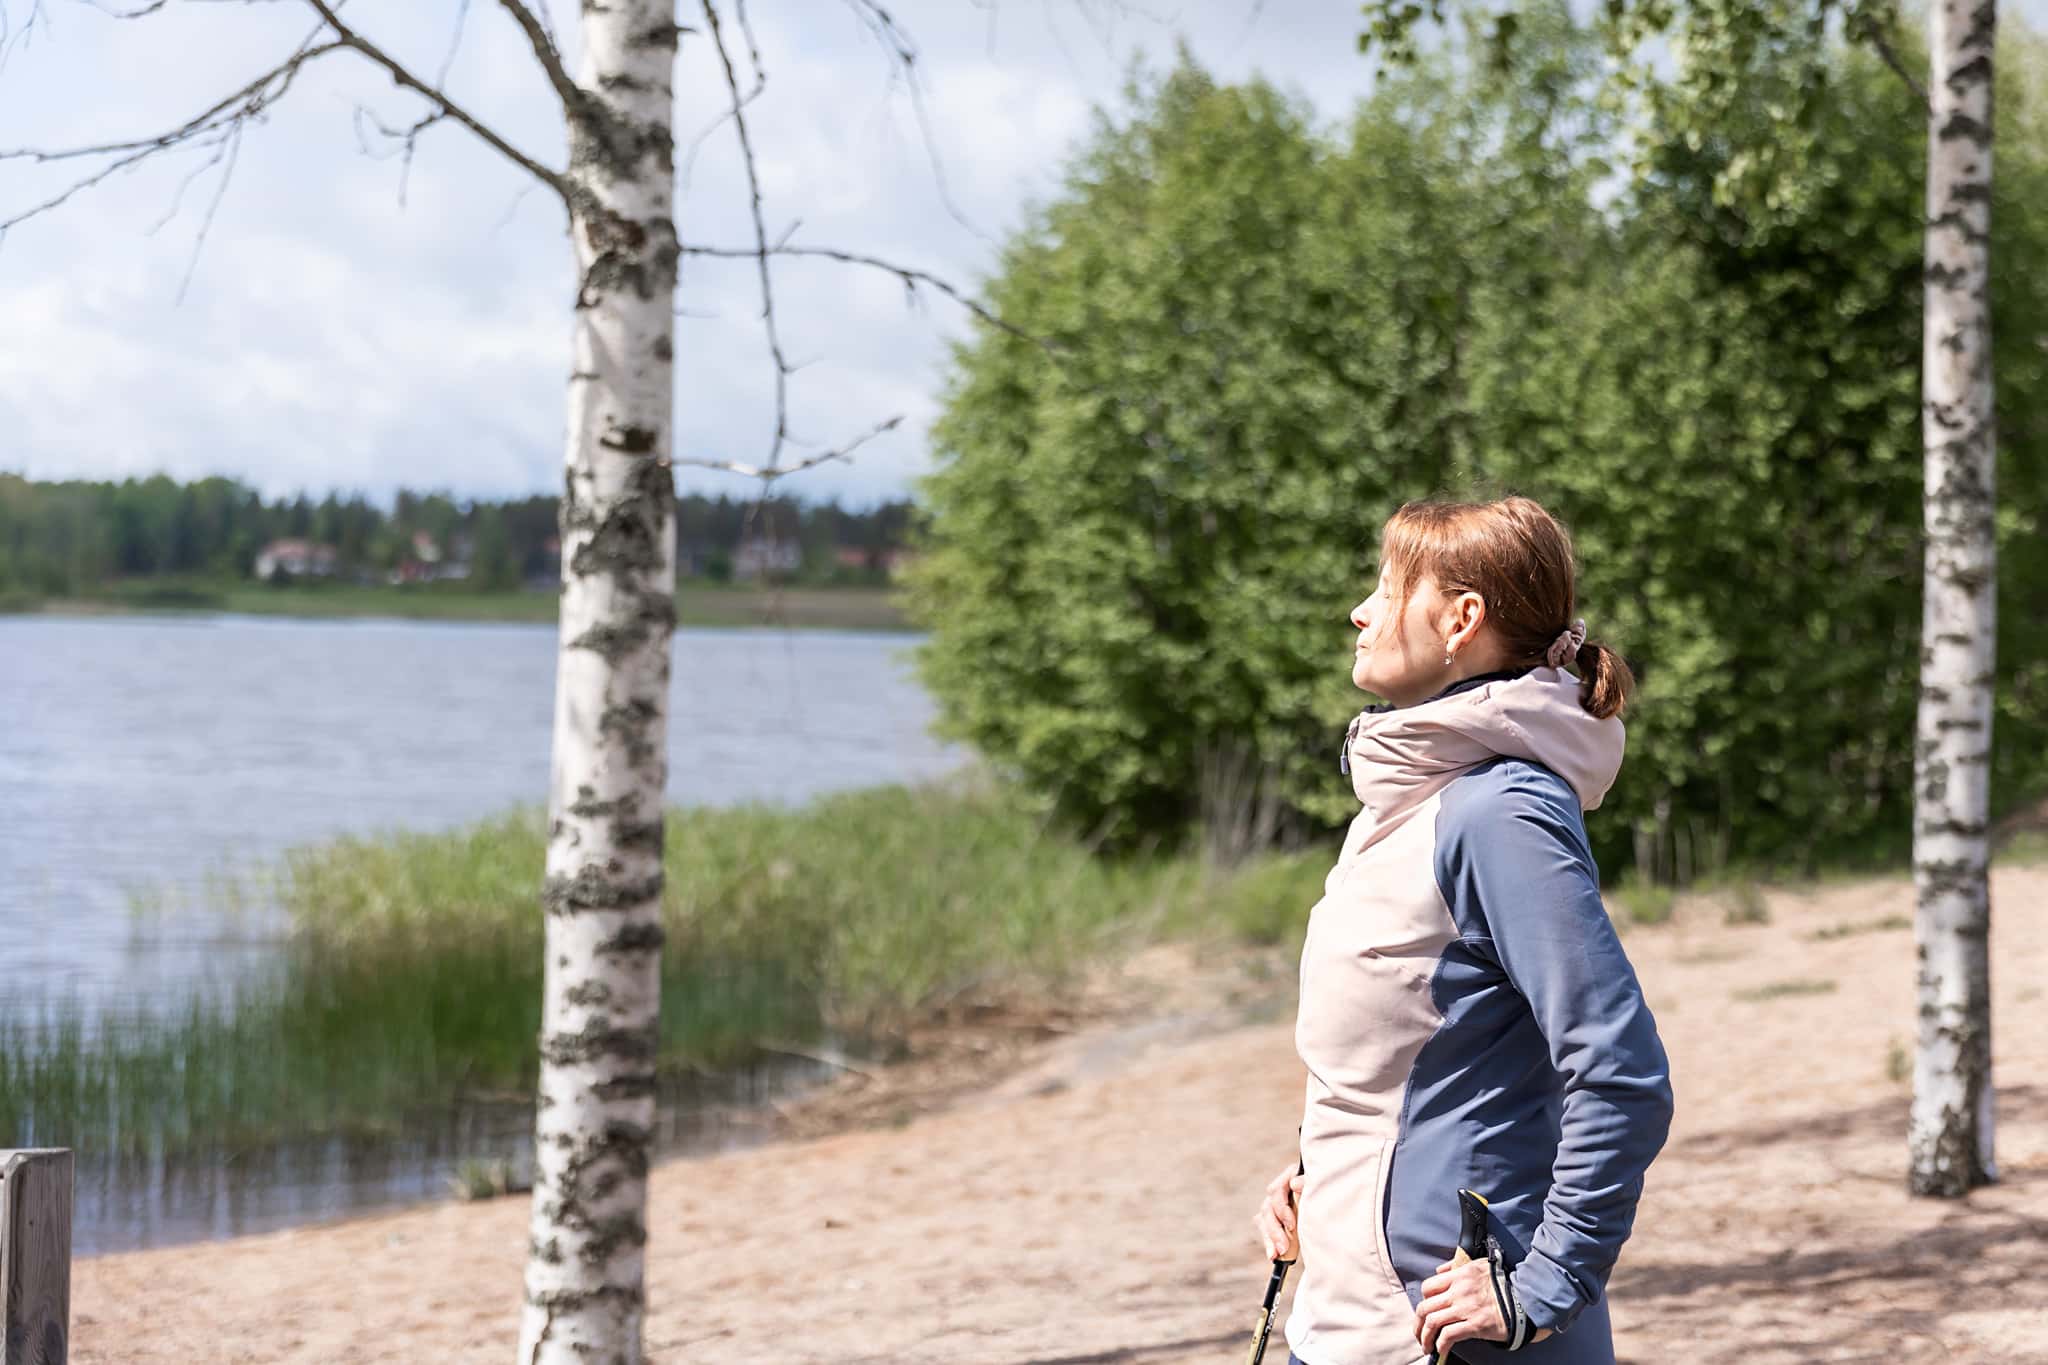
[[0, 774, 1325, 1156], [4, 577, 910, 631]]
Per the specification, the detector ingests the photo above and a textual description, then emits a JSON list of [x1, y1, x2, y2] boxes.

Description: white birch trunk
[[519, 4, 680, 1359], [1910, 0, 1998, 1198]]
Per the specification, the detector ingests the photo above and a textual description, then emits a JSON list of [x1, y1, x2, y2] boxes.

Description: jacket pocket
[[1370, 1135, 1405, 1295]]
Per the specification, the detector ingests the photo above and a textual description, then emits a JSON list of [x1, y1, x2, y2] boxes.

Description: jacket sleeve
[[1434, 764, 1675, 1336]]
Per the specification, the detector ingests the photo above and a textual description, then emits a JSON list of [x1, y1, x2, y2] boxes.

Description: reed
[[3, 773, 1323, 1157]]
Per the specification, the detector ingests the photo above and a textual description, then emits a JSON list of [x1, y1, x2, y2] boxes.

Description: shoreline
[[68, 869, 2048, 1362], [66, 939, 1282, 1262], [2, 582, 911, 632]]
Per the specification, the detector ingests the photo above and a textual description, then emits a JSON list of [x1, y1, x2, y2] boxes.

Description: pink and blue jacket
[[1285, 664, 1674, 1365]]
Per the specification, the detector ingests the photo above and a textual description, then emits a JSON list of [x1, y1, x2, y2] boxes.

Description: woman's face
[[1349, 560, 1456, 706]]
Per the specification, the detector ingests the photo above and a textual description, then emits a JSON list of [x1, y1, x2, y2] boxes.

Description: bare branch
[[143, 131, 234, 237], [492, 181, 545, 233], [680, 241, 1057, 356], [672, 415, 904, 482], [5, 3, 569, 269], [0, 36, 347, 234], [0, 0, 52, 80], [300, 0, 570, 203], [434, 0, 476, 90], [529, 0, 561, 53], [700, 0, 795, 475], [677, 0, 766, 197], [350, 101, 453, 208], [174, 119, 244, 303], [733, 0, 766, 76], [496, 0, 584, 114], [840, 0, 990, 243], [689, 411, 897, 639], [2, 36, 338, 166]]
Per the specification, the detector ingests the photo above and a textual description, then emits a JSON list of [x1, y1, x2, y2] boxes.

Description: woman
[[1252, 496, 1675, 1365]]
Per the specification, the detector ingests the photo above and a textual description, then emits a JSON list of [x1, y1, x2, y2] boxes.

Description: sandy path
[[73, 865, 2048, 1364]]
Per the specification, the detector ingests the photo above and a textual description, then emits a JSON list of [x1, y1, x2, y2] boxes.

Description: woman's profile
[[1252, 495, 1675, 1365]]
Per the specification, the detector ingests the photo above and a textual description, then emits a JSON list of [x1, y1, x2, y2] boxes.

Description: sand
[[72, 864, 2048, 1364]]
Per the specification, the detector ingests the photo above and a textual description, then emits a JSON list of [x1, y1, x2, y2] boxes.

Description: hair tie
[[1545, 618, 1587, 669]]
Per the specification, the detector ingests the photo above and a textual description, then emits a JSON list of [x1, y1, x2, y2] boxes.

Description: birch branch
[[680, 240, 1055, 354], [700, 0, 797, 475], [0, 34, 346, 234], [840, 0, 987, 239], [679, 0, 765, 196], [495, 0, 584, 114], [672, 415, 904, 483], [300, 0, 570, 203]]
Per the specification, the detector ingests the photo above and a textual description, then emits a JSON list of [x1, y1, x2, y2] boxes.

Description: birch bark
[[1910, 0, 1999, 1198], [518, 3, 680, 1359]]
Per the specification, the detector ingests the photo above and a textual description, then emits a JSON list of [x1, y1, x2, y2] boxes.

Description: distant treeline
[[0, 473, 916, 595]]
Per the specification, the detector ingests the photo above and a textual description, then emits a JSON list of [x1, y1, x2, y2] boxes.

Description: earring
[[1443, 650, 1453, 666]]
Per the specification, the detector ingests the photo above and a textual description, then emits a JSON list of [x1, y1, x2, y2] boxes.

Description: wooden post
[[0, 1150, 71, 1365]]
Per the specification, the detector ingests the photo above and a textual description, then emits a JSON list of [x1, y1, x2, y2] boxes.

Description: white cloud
[[13, 0, 2031, 508]]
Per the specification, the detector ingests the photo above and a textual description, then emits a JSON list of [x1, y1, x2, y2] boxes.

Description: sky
[[0, 0, 1379, 510], [5, 2, 2043, 511]]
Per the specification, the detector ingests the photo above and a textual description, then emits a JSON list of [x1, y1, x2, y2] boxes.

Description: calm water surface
[[0, 613, 966, 1252], [2, 613, 964, 1010]]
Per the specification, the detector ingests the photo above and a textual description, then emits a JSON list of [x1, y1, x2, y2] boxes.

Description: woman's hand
[[1251, 1164, 1305, 1262], [1413, 1257, 1554, 1356]]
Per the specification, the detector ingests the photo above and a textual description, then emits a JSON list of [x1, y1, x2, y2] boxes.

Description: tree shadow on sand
[[1611, 1082, 2046, 1361]]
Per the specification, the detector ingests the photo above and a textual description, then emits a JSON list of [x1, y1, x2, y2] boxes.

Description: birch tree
[[1909, 0, 1997, 1198], [1358, 0, 2001, 1195], [523, 5, 680, 1356], [1, 1, 1023, 1357]]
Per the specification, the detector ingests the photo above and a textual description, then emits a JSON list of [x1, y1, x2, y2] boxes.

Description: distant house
[[732, 534, 802, 582], [254, 539, 339, 580], [825, 544, 914, 580], [391, 530, 474, 585], [437, 533, 474, 582]]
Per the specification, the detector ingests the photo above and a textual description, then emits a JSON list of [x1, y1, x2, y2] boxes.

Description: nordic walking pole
[[1245, 1251, 1292, 1365], [1435, 1187, 1552, 1358], [1436, 1189, 1491, 1365], [1246, 1156, 1304, 1365]]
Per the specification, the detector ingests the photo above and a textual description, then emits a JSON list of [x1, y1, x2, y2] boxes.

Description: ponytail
[[1574, 640, 1635, 720]]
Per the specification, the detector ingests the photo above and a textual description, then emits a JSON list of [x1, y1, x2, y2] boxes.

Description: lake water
[[2, 613, 966, 1012], [0, 613, 968, 1252]]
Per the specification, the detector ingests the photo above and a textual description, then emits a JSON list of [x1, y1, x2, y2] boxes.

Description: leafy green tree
[[911, 23, 2048, 899], [470, 508, 519, 590], [1465, 36, 1938, 879], [907, 54, 1601, 857]]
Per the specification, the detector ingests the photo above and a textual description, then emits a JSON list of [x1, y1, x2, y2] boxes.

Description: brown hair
[[1377, 495, 1635, 720]]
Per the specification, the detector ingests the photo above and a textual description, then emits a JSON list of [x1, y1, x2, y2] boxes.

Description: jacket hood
[[1341, 665, 1625, 831]]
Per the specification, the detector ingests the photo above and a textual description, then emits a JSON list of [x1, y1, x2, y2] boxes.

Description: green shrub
[[1607, 873, 1675, 927]]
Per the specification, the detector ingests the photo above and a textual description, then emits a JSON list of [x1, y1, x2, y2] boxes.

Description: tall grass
[[275, 775, 1205, 1041], [2, 773, 1326, 1158]]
